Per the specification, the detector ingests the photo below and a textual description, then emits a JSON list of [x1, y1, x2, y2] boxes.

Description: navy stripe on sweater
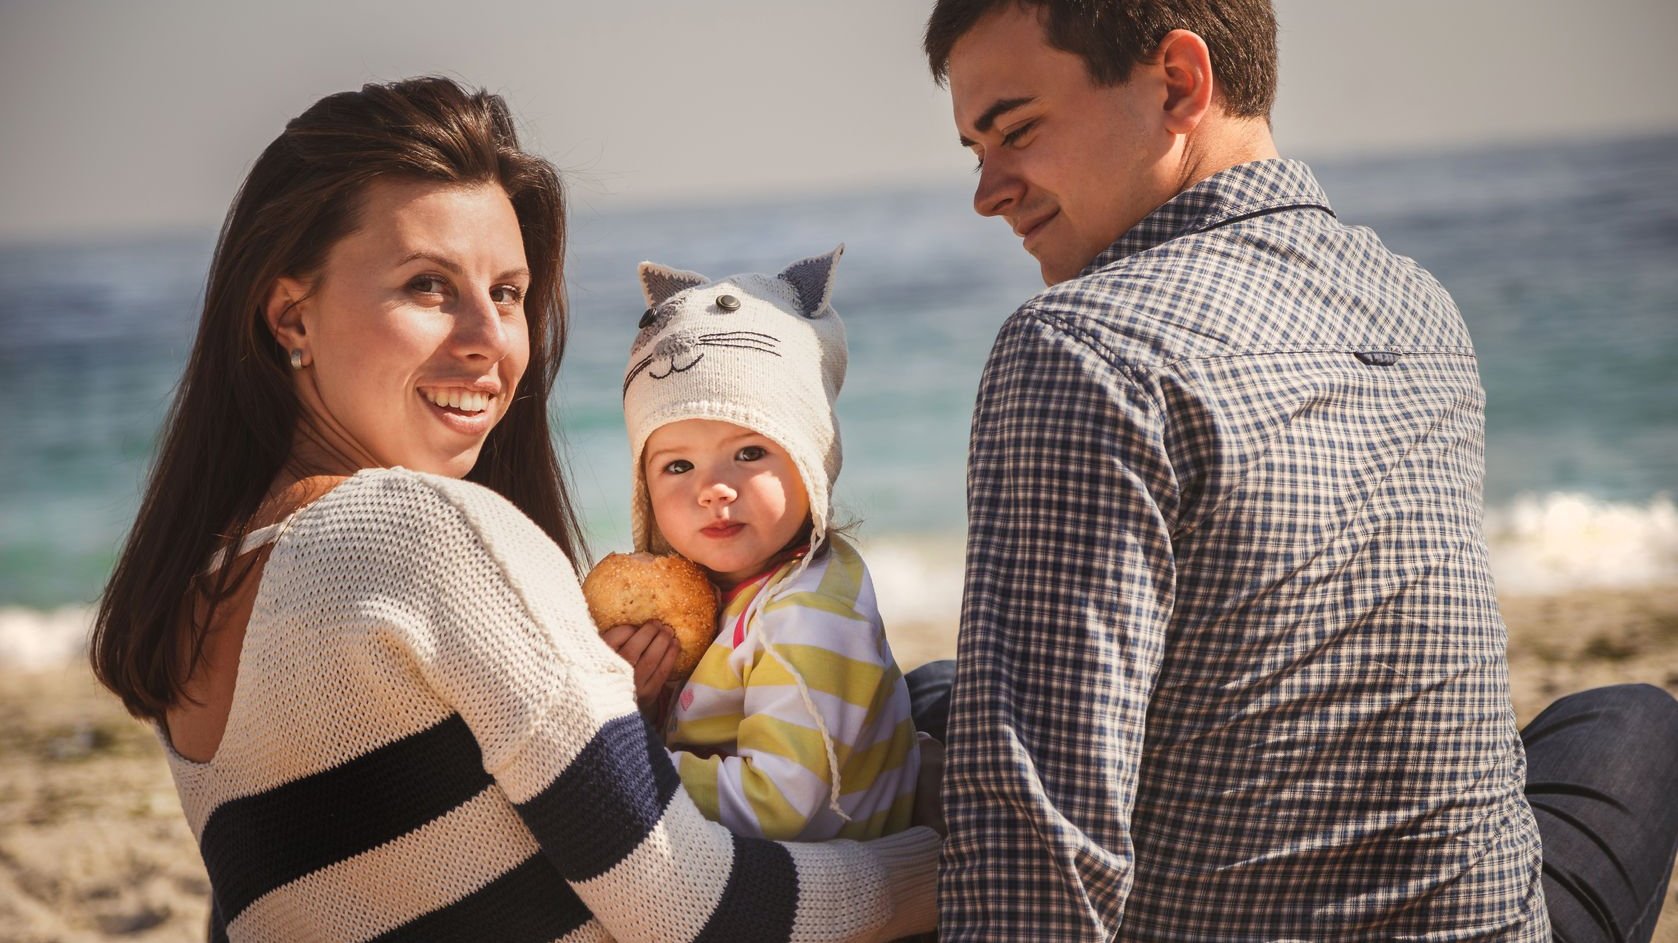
[[515, 711, 683, 881], [199, 713, 492, 922], [371, 853, 592, 942], [695, 833, 801, 943]]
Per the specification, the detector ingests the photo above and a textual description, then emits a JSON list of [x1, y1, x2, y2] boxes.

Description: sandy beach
[[3, 585, 1675, 942]]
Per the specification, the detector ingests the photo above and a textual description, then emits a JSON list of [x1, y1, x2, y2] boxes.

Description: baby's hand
[[600, 621, 678, 704]]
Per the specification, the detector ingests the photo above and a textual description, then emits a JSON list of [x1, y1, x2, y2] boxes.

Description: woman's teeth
[[424, 389, 492, 413]]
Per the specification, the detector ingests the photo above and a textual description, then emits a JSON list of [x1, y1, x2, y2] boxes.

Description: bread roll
[[583, 552, 720, 676]]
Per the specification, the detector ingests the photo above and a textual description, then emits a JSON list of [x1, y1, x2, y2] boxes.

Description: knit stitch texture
[[157, 468, 935, 942], [624, 247, 848, 557]]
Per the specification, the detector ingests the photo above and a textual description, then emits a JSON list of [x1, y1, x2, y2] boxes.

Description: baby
[[608, 245, 920, 842]]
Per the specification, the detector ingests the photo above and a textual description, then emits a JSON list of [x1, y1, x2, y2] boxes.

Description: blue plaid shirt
[[940, 159, 1547, 941]]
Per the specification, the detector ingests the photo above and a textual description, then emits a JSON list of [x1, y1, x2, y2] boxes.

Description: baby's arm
[[670, 571, 919, 841]]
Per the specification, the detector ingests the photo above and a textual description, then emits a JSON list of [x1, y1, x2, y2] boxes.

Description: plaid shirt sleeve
[[939, 306, 1179, 940]]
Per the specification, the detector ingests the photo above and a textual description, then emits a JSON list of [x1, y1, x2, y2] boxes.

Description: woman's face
[[272, 179, 532, 478]]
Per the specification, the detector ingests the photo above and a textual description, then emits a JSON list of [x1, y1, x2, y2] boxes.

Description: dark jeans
[[902, 662, 1678, 941], [1526, 683, 1678, 943]]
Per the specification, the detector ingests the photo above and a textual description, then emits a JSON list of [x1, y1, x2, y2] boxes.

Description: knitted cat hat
[[623, 245, 848, 558]]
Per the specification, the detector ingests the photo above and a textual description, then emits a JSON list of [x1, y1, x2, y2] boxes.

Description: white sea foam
[[857, 537, 967, 630], [3, 494, 1671, 670], [0, 605, 94, 672], [863, 492, 1678, 634], [1485, 492, 1678, 595]]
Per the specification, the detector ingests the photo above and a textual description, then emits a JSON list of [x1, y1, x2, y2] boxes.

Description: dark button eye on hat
[[639, 308, 656, 329], [716, 294, 741, 312]]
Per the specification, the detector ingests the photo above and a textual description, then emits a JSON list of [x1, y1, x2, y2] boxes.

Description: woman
[[91, 76, 937, 942]]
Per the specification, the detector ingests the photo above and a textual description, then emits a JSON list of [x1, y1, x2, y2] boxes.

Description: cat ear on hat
[[638, 261, 710, 307], [777, 244, 844, 318]]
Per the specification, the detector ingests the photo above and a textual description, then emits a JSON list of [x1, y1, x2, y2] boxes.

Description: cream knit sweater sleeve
[[206, 468, 935, 942]]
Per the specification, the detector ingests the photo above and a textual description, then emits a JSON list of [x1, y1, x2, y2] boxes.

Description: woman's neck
[[280, 415, 380, 483], [257, 469, 353, 529]]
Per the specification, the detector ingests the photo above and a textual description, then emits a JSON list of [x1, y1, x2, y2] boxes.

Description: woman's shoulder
[[273, 467, 579, 587], [312, 466, 511, 513], [298, 467, 527, 536], [250, 467, 598, 671]]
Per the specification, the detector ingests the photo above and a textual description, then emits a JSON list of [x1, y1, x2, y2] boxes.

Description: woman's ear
[[1156, 28, 1215, 136], [264, 276, 311, 355]]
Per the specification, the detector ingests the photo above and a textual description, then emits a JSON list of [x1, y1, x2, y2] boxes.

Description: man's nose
[[972, 155, 1019, 218]]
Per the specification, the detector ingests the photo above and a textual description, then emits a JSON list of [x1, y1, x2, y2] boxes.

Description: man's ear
[[1156, 29, 1215, 135], [264, 276, 311, 353]]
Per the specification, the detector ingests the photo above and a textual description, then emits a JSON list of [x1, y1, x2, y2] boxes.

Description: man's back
[[946, 159, 1546, 940]]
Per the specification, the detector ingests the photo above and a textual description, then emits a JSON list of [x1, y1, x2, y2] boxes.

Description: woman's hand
[[600, 621, 678, 703]]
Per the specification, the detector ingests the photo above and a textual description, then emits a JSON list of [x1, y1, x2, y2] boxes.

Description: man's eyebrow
[[958, 96, 1037, 147]]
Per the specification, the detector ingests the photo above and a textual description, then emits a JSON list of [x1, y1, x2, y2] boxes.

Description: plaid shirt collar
[[1080, 158, 1337, 277]]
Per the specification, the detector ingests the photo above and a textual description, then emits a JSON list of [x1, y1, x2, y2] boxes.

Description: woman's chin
[[391, 447, 484, 479]]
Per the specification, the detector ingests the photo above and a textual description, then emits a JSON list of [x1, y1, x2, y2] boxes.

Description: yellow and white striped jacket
[[666, 535, 919, 842]]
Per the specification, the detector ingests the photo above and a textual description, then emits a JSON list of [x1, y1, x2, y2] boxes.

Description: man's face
[[949, 5, 1178, 284]]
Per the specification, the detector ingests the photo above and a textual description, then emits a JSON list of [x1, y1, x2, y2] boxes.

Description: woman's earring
[[289, 349, 306, 370]]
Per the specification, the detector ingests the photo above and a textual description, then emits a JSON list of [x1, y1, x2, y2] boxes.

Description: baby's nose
[[700, 481, 737, 505]]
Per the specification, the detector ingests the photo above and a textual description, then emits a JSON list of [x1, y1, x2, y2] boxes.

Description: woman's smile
[[417, 382, 503, 437], [272, 179, 532, 478]]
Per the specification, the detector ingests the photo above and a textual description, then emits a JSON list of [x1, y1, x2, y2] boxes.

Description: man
[[919, 1, 1678, 939]]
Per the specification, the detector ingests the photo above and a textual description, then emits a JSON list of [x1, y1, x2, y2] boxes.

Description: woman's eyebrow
[[396, 250, 462, 271], [396, 252, 530, 284]]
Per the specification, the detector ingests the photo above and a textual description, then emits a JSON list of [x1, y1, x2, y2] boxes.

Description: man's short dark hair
[[924, 0, 1277, 120]]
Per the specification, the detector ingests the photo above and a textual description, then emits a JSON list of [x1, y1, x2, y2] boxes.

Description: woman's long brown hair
[[92, 77, 590, 722]]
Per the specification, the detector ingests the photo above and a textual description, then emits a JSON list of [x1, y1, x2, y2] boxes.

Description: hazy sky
[[3, 0, 1675, 243]]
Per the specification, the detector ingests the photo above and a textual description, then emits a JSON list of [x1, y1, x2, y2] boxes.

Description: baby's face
[[643, 418, 811, 587]]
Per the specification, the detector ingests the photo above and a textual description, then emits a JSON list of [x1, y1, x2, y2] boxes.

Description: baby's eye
[[662, 459, 693, 475], [736, 446, 767, 462]]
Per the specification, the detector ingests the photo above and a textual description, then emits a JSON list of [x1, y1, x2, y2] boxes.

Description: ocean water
[[2, 134, 1675, 666]]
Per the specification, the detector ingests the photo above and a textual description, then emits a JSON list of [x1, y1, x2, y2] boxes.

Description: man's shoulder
[[998, 261, 1209, 374], [1006, 209, 1470, 371]]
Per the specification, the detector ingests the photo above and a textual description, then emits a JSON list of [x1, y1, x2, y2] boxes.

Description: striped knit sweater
[[669, 536, 919, 841], [158, 468, 937, 942]]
